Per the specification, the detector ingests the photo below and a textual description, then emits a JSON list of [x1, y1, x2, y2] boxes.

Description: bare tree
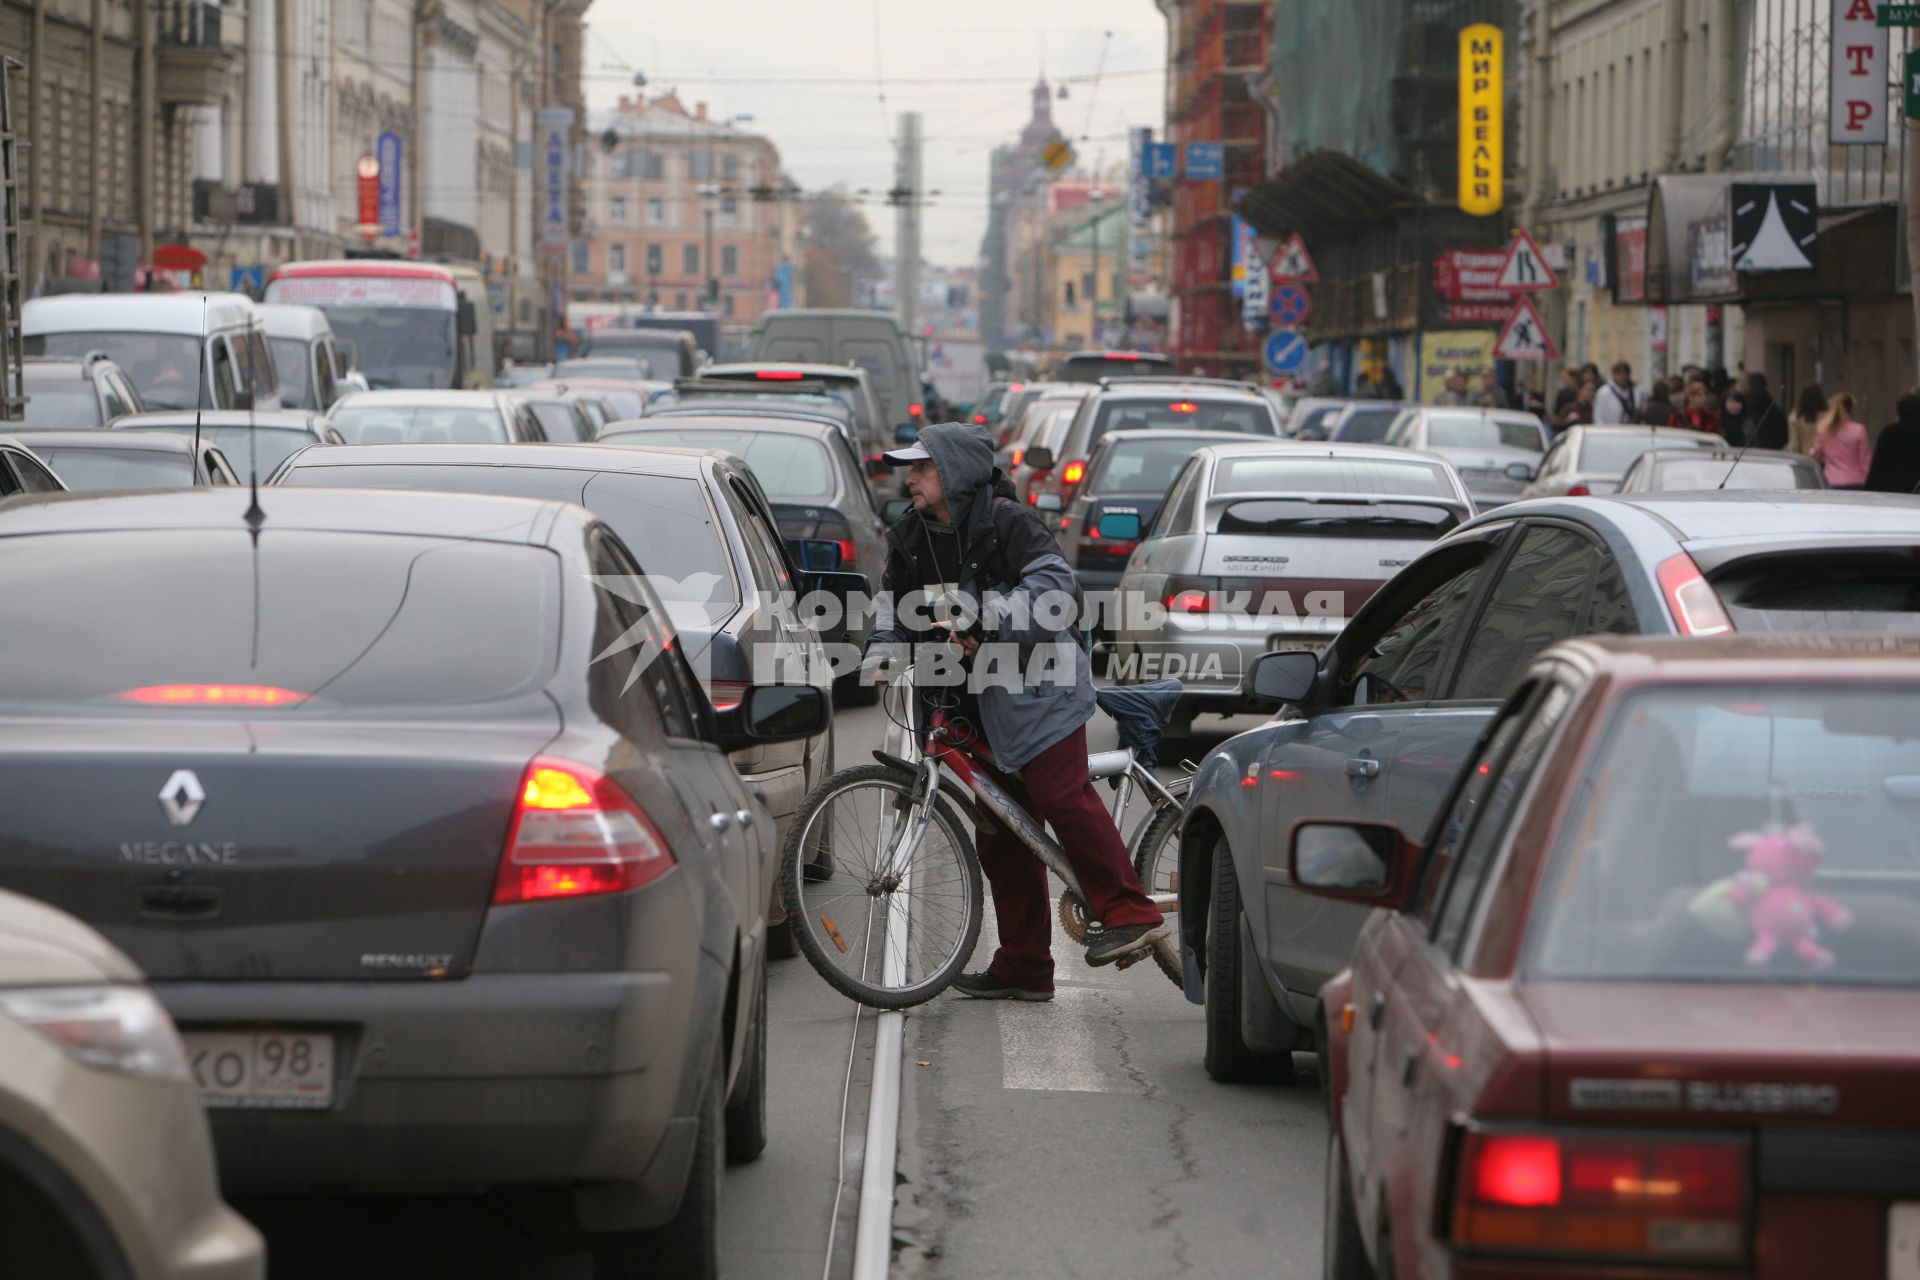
[[801, 189, 880, 308]]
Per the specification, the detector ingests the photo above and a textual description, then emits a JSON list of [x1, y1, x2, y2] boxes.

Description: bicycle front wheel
[[779, 764, 984, 1009]]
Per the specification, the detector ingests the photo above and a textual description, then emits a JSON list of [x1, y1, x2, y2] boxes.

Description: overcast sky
[[583, 2, 1168, 265]]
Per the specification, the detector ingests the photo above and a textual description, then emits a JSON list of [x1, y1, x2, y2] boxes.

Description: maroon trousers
[[975, 724, 1164, 991]]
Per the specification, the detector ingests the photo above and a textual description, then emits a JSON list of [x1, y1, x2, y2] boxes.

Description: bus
[[265, 261, 476, 391]]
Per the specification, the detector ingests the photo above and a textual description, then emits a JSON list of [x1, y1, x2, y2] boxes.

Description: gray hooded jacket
[[866, 423, 1096, 774]]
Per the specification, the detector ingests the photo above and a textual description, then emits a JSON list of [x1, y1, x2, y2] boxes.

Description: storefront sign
[[1832, 0, 1890, 145], [1732, 182, 1818, 271], [1416, 330, 1497, 403], [1610, 215, 1648, 303], [1432, 248, 1511, 302], [537, 107, 573, 252], [376, 131, 403, 236], [1128, 127, 1152, 274], [1458, 24, 1504, 216], [1688, 200, 1737, 298]]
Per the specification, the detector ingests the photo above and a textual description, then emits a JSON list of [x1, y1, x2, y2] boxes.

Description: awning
[[1646, 171, 1820, 304], [1234, 150, 1420, 242]]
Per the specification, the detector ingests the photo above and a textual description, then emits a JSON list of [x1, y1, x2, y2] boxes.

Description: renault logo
[[158, 770, 206, 828]]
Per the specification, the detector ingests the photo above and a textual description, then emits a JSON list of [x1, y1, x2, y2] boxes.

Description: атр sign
[[1458, 24, 1503, 217], [1832, 0, 1890, 145]]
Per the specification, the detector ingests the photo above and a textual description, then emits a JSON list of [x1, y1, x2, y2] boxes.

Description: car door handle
[[735, 809, 754, 828], [709, 813, 732, 831], [1400, 1046, 1420, 1086], [1345, 757, 1381, 779], [1368, 993, 1387, 1029]]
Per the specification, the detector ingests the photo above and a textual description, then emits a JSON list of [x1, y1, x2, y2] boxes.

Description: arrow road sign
[[1267, 234, 1319, 283], [1494, 297, 1558, 361], [1495, 227, 1559, 292], [1270, 282, 1313, 327], [1264, 328, 1309, 376]]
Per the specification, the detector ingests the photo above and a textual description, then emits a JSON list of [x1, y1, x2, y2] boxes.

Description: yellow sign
[[1458, 23, 1504, 217], [1417, 330, 1497, 404], [1042, 134, 1076, 173]]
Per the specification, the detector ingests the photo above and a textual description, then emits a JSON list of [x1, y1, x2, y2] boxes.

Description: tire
[[1323, 1127, 1374, 1280], [1204, 838, 1297, 1084], [592, 1045, 723, 1280], [724, 959, 769, 1164], [765, 918, 799, 960], [1130, 804, 1181, 894], [780, 764, 983, 1009]]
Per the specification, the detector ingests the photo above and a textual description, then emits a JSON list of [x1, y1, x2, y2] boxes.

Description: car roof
[[602, 416, 836, 442], [269, 259, 458, 283], [10, 430, 201, 452], [1550, 631, 1920, 681], [1641, 446, 1806, 464], [24, 292, 259, 335], [256, 303, 334, 339], [1412, 406, 1544, 426], [278, 441, 717, 479], [700, 362, 867, 381], [1097, 428, 1253, 445], [331, 390, 507, 408], [115, 410, 326, 432], [0, 485, 581, 546], [1095, 384, 1264, 402], [1197, 439, 1456, 464], [1602, 490, 1920, 539], [650, 398, 851, 423]]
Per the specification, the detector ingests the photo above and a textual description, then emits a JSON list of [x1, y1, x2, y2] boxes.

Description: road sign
[[1264, 329, 1309, 376], [1143, 142, 1177, 179], [1043, 133, 1076, 173], [1907, 50, 1920, 116], [1242, 262, 1269, 325], [1494, 297, 1557, 361], [1883, 3, 1920, 23], [1184, 142, 1224, 181], [1494, 227, 1558, 292], [228, 265, 263, 295], [1270, 282, 1313, 327], [1267, 234, 1319, 283], [377, 132, 403, 236]]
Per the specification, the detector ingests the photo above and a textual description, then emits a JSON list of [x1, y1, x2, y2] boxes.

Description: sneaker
[[950, 970, 1054, 1002], [1084, 921, 1169, 968]]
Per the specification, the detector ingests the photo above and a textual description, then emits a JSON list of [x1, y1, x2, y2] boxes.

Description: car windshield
[[322, 308, 458, 389], [128, 425, 311, 476], [1647, 458, 1818, 490], [1532, 686, 1920, 987], [1331, 408, 1400, 443], [609, 431, 835, 501], [31, 446, 196, 490], [24, 333, 203, 410], [1213, 455, 1457, 498], [1425, 417, 1545, 452], [269, 338, 312, 407], [1058, 355, 1177, 382], [330, 403, 506, 444], [1214, 499, 1458, 539], [1710, 550, 1920, 633], [19, 384, 100, 427], [1091, 399, 1271, 448], [0, 532, 556, 709], [1091, 438, 1216, 493], [1580, 433, 1714, 474]]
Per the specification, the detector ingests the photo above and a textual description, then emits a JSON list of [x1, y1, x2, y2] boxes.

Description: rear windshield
[[1057, 355, 1178, 383], [31, 446, 196, 490], [0, 531, 556, 708], [25, 332, 202, 410], [1090, 398, 1273, 449], [1650, 458, 1818, 490], [1091, 438, 1216, 494], [559, 358, 655, 380], [331, 404, 507, 444], [1711, 551, 1920, 632], [277, 464, 739, 619], [20, 385, 101, 427], [609, 431, 835, 502], [1331, 408, 1400, 443], [1426, 417, 1545, 452], [682, 385, 860, 420], [1291, 405, 1339, 438], [1215, 499, 1458, 539], [1532, 686, 1920, 986], [129, 426, 311, 476], [1213, 455, 1457, 499], [1580, 433, 1715, 474]]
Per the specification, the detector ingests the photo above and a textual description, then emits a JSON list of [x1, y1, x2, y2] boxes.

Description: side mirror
[[894, 424, 919, 444], [1506, 461, 1537, 482], [1024, 445, 1055, 472], [1096, 512, 1142, 540], [881, 497, 914, 523], [1249, 649, 1319, 705], [334, 337, 359, 371], [1287, 821, 1420, 909], [716, 683, 829, 750], [1034, 492, 1064, 513], [457, 298, 478, 337]]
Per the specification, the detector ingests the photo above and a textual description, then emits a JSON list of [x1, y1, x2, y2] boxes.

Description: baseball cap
[[882, 442, 932, 463]]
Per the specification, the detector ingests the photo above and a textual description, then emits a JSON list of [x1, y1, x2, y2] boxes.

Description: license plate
[[1269, 636, 1329, 654], [1891, 1203, 1920, 1280], [184, 1030, 335, 1110]]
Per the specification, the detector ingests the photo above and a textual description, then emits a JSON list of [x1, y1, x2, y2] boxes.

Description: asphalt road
[[242, 701, 1326, 1279]]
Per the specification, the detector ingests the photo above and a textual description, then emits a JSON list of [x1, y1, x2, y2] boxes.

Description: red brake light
[[704, 679, 751, 712], [1011, 449, 1024, 468], [1010, 382, 1024, 393], [973, 413, 986, 424], [754, 370, 805, 380], [910, 402, 924, 417], [1166, 589, 1212, 614], [1656, 554, 1733, 637], [835, 538, 858, 565], [1566, 484, 1591, 497], [117, 684, 310, 706], [493, 758, 674, 904], [1109, 352, 1142, 361], [1471, 1135, 1562, 1207], [1062, 460, 1086, 485], [1168, 401, 1199, 413]]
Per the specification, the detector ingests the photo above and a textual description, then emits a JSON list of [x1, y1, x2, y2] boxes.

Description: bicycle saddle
[[1095, 680, 1185, 755]]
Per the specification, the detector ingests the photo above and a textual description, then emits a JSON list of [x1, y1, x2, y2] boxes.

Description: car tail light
[[1566, 484, 1591, 497], [704, 679, 751, 712], [493, 758, 674, 904], [1010, 382, 1024, 393], [1452, 1129, 1748, 1263], [1011, 449, 1024, 468], [1062, 460, 1086, 485], [1656, 554, 1733, 637], [117, 684, 310, 706], [910, 402, 924, 417], [1109, 352, 1141, 361], [1165, 586, 1212, 613], [755, 370, 805, 381], [835, 538, 858, 565], [1168, 401, 1199, 414], [973, 413, 986, 424]]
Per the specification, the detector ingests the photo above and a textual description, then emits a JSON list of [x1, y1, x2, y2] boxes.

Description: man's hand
[[932, 621, 980, 657]]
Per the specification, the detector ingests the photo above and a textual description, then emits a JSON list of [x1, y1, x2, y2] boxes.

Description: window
[[8, 451, 62, 493], [1345, 556, 1490, 706], [674, 292, 688, 309], [1064, 280, 1077, 307], [645, 197, 663, 225], [719, 195, 738, 227], [721, 245, 738, 275], [588, 536, 705, 740], [683, 244, 699, 275], [610, 196, 628, 224], [722, 153, 739, 181], [1154, 460, 1203, 539], [98, 376, 133, 421], [247, 331, 277, 400], [646, 243, 663, 274], [722, 294, 735, 316], [609, 244, 627, 276], [571, 242, 590, 274], [210, 339, 236, 408], [313, 341, 337, 409], [687, 150, 712, 180], [1452, 526, 1605, 702]]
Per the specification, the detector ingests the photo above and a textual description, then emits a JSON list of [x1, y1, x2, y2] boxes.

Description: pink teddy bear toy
[[1726, 823, 1853, 968]]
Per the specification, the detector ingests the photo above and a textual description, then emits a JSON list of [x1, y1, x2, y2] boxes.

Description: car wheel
[[724, 959, 769, 1164], [1323, 1128, 1374, 1280], [766, 916, 799, 960], [592, 1044, 723, 1280], [1204, 838, 1296, 1084]]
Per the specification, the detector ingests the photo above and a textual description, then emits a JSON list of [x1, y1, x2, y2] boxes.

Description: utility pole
[[895, 111, 921, 330], [1088, 189, 1106, 346]]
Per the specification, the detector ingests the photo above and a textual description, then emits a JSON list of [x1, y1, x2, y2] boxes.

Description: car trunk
[[1429, 444, 1539, 501], [0, 713, 558, 981], [1195, 497, 1458, 620]]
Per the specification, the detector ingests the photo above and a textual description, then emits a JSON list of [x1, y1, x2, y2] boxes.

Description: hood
[[919, 422, 996, 519]]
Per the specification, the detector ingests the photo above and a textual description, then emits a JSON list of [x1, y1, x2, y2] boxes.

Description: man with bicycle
[[865, 422, 1166, 999]]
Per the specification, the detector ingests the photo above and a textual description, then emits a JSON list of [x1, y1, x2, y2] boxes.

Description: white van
[[259, 303, 356, 410], [441, 264, 496, 388], [23, 292, 281, 412]]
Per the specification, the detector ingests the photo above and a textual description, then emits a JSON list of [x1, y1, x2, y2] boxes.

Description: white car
[[1382, 406, 1550, 508], [1518, 424, 1722, 499]]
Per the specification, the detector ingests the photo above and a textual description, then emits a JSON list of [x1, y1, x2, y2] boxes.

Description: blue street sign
[[1184, 141, 1224, 181], [228, 265, 264, 295], [1264, 328, 1308, 377], [1143, 142, 1177, 179], [376, 132, 403, 236], [1270, 282, 1313, 327]]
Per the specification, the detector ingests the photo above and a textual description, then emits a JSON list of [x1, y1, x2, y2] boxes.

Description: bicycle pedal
[[1113, 950, 1145, 970]]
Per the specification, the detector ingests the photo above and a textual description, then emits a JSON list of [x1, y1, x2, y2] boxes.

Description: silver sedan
[[1519, 423, 1722, 499]]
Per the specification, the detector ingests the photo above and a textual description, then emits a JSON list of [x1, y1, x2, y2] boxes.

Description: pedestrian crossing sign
[[1266, 234, 1318, 283], [1495, 227, 1558, 292], [1494, 297, 1557, 361]]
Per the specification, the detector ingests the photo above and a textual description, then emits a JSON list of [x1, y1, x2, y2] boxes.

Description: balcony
[[155, 1, 237, 106]]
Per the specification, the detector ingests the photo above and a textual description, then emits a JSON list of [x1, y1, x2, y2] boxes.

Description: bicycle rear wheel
[[1130, 804, 1185, 987], [779, 764, 983, 1009]]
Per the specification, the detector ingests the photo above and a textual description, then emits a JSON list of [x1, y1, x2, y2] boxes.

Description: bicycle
[[778, 654, 1193, 1010]]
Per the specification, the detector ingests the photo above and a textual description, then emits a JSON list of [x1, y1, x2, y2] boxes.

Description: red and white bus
[[265, 261, 475, 391]]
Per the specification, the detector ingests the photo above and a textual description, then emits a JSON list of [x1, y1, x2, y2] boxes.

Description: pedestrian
[[1552, 365, 1582, 418], [1812, 392, 1872, 488], [1477, 368, 1510, 409], [1787, 384, 1829, 456], [1737, 373, 1789, 450], [1557, 380, 1597, 430], [1867, 388, 1920, 493], [1376, 366, 1404, 400], [1668, 377, 1723, 435], [865, 423, 1168, 997], [1580, 362, 1602, 388], [1309, 364, 1341, 397], [1433, 367, 1475, 407], [1593, 360, 1644, 424], [1641, 377, 1678, 430], [1354, 370, 1377, 399]]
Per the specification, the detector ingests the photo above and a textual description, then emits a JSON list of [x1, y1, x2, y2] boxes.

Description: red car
[[1302, 634, 1920, 1280]]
